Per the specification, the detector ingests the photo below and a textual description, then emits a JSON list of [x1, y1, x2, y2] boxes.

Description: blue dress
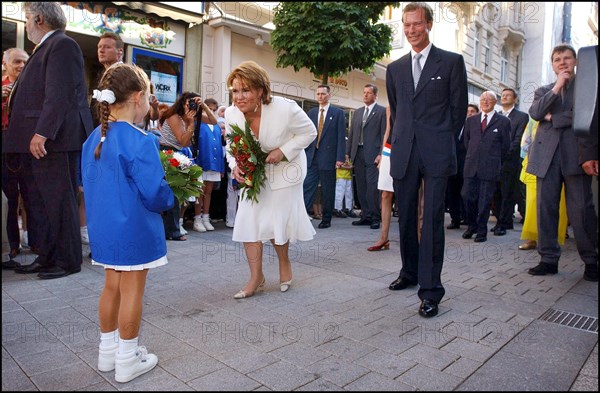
[[82, 121, 175, 269]]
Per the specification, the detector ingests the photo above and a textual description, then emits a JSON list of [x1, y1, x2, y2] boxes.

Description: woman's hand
[[233, 165, 245, 183], [265, 148, 285, 164], [185, 97, 203, 120]]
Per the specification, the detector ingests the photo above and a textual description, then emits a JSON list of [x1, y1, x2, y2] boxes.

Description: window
[[500, 47, 509, 83], [483, 33, 491, 73], [473, 26, 481, 68], [132, 48, 183, 106], [2, 20, 17, 52]]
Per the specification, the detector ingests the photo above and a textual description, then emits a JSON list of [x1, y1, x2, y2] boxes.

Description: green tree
[[271, 2, 400, 85]]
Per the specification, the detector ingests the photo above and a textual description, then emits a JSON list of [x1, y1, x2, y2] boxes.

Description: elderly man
[[461, 91, 511, 243], [2, 47, 30, 267]]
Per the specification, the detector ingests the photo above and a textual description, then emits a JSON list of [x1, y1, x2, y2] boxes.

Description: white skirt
[[202, 170, 222, 182], [232, 182, 316, 245], [377, 143, 394, 192], [92, 255, 168, 271]]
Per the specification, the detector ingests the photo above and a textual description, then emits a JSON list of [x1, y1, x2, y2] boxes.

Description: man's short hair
[[364, 83, 378, 95], [551, 43, 576, 62], [204, 98, 219, 107], [403, 2, 434, 23], [467, 103, 479, 113], [99, 32, 124, 50], [502, 88, 517, 98], [3, 48, 29, 63], [317, 84, 331, 93]]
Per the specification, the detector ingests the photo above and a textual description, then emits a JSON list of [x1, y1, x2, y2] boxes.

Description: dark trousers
[[354, 146, 381, 222], [462, 176, 496, 236], [497, 163, 521, 229], [2, 154, 34, 251], [537, 150, 598, 266], [163, 195, 183, 238], [303, 161, 336, 222], [393, 144, 447, 303], [17, 152, 82, 270], [445, 172, 465, 224]]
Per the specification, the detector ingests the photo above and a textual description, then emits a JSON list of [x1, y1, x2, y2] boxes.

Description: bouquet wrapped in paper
[[226, 121, 268, 203], [159, 149, 204, 201]]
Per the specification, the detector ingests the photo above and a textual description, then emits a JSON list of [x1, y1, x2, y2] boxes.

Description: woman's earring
[[253, 102, 259, 113]]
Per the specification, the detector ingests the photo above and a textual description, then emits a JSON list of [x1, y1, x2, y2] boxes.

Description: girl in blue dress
[[82, 63, 174, 383]]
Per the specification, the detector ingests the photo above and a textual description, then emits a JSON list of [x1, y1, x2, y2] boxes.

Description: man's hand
[[30, 134, 48, 159], [335, 161, 344, 169], [2, 83, 14, 99], [581, 160, 598, 176]]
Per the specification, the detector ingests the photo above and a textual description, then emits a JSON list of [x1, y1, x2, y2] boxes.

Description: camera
[[188, 98, 198, 111]]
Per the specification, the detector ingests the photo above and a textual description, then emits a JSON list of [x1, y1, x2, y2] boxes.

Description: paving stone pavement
[[2, 214, 597, 391]]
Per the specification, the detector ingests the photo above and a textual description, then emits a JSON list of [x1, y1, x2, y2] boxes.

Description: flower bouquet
[[226, 121, 267, 203], [159, 149, 204, 202]]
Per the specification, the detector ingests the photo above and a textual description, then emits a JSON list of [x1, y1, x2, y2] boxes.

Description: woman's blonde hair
[[226, 61, 272, 105]]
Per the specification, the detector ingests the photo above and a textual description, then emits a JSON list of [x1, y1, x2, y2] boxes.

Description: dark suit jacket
[[463, 112, 511, 181], [346, 103, 386, 164], [4, 30, 93, 153], [527, 81, 584, 177], [386, 45, 468, 178], [305, 105, 346, 170], [502, 108, 529, 170]]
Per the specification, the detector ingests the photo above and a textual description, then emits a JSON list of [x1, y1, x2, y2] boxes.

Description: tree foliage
[[271, 2, 400, 84]]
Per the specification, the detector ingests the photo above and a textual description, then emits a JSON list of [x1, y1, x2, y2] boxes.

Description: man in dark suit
[[527, 44, 598, 281], [385, 2, 467, 318], [346, 84, 386, 229], [3, 2, 93, 279], [461, 91, 511, 243], [446, 103, 478, 229], [491, 88, 530, 236], [303, 84, 346, 229]]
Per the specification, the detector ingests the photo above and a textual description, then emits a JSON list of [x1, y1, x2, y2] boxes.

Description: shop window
[[2, 20, 17, 52], [132, 47, 183, 106]]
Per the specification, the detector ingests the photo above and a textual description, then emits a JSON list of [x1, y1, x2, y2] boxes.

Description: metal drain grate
[[539, 309, 598, 334]]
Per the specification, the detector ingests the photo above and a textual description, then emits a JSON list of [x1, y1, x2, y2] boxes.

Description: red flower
[[169, 158, 180, 167]]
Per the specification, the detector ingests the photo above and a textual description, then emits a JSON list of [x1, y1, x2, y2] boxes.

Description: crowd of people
[[1, 1, 597, 385]]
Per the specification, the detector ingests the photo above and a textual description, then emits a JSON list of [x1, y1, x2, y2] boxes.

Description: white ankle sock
[[118, 337, 138, 356], [99, 329, 118, 349]]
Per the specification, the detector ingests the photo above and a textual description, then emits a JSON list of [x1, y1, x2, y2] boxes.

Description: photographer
[[158, 92, 217, 240]]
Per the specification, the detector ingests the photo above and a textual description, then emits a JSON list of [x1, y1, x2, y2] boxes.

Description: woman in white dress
[[369, 106, 395, 251], [224, 61, 317, 298]]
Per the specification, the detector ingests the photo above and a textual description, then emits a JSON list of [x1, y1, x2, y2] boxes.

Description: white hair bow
[[92, 89, 116, 104]]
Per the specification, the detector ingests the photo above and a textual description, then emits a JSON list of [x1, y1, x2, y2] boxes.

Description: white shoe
[[81, 227, 90, 245], [234, 277, 265, 299], [202, 215, 214, 231], [179, 218, 187, 235], [193, 218, 206, 232], [115, 346, 158, 383], [21, 230, 30, 249], [98, 344, 118, 372], [280, 280, 292, 292]]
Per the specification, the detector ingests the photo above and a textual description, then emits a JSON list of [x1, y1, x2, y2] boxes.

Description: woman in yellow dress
[[519, 119, 568, 249]]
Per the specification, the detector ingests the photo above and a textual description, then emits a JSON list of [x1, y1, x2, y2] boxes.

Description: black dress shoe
[[318, 221, 331, 229], [418, 299, 439, 318], [38, 266, 81, 280], [528, 262, 558, 276], [493, 227, 507, 236], [462, 229, 475, 239], [370, 221, 380, 229], [14, 262, 44, 274], [2, 260, 19, 270], [474, 235, 487, 242], [389, 277, 417, 290], [352, 218, 372, 226], [447, 222, 461, 229]]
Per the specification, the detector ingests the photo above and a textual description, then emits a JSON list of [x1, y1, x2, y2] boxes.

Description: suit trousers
[[163, 195, 183, 238], [462, 176, 496, 236], [303, 161, 336, 222], [537, 150, 598, 266], [497, 160, 522, 228], [2, 153, 32, 251], [445, 172, 465, 224], [393, 144, 447, 303], [354, 146, 381, 222], [21, 151, 82, 270]]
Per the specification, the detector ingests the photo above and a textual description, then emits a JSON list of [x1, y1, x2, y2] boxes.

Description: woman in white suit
[[224, 61, 317, 299]]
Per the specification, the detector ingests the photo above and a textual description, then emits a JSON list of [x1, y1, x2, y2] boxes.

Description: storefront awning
[[111, 2, 205, 25]]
